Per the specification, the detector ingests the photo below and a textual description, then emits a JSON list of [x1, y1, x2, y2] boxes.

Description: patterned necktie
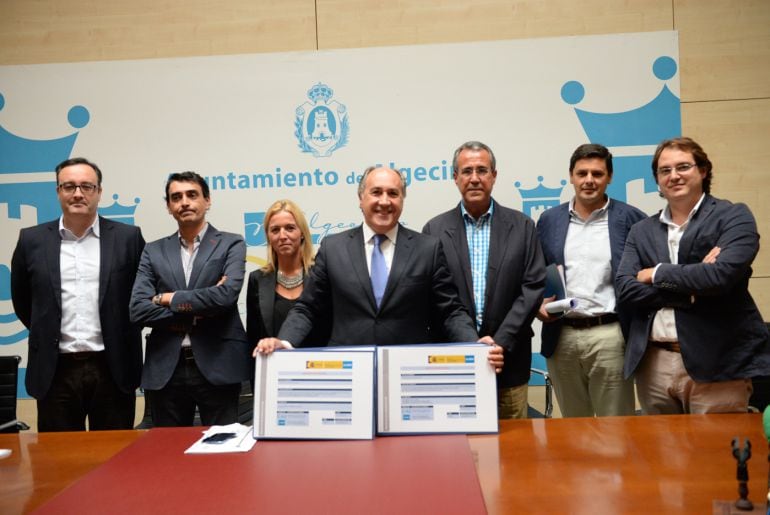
[[370, 234, 388, 308]]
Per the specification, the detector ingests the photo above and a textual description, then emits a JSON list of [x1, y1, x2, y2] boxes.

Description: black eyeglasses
[[58, 182, 99, 194], [656, 163, 697, 177]]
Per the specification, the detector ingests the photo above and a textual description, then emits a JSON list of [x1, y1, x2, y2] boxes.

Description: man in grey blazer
[[617, 137, 770, 414], [537, 144, 646, 417], [11, 157, 145, 431], [130, 172, 250, 426], [257, 166, 504, 372], [423, 141, 545, 419]]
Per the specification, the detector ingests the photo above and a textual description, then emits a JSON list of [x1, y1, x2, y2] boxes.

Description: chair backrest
[[0, 355, 21, 433]]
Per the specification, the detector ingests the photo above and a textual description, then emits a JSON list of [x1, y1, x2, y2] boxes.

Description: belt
[[649, 341, 681, 353], [180, 347, 195, 360], [561, 313, 619, 329], [58, 351, 104, 361]]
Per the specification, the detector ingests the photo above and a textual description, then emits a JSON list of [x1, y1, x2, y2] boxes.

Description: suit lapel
[[347, 227, 376, 309], [382, 225, 415, 310], [653, 215, 671, 263], [553, 206, 570, 266], [98, 217, 113, 308], [486, 207, 511, 297], [607, 201, 624, 272], [161, 233, 187, 289], [259, 272, 277, 335], [188, 226, 221, 287], [45, 222, 62, 311], [678, 196, 715, 263], [447, 209, 474, 309]]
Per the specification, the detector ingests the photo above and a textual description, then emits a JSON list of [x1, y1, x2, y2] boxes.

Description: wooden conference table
[[1, 414, 767, 514]]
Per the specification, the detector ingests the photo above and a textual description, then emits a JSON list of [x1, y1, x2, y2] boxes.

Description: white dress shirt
[[362, 223, 398, 274], [59, 216, 104, 353]]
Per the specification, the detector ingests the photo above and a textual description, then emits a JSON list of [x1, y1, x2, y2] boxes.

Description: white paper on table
[[253, 347, 375, 440], [377, 343, 498, 435], [184, 423, 256, 454]]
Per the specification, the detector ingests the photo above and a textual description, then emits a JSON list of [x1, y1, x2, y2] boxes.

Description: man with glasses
[[617, 137, 770, 414], [423, 141, 545, 419], [11, 157, 145, 431]]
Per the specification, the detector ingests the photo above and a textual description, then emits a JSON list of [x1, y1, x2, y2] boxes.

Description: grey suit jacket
[[616, 195, 770, 381], [130, 224, 250, 390], [11, 217, 145, 399], [423, 200, 546, 388], [278, 224, 478, 346], [536, 198, 646, 358]]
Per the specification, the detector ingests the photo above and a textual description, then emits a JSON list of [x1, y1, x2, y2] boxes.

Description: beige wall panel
[[316, 0, 672, 49], [681, 99, 770, 279], [0, 0, 317, 64], [750, 277, 770, 321], [675, 0, 770, 102]]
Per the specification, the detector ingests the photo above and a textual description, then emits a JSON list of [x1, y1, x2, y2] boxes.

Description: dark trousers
[[37, 351, 136, 432], [146, 348, 240, 427]]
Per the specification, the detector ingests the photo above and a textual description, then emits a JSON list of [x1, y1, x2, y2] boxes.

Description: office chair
[[527, 367, 553, 418], [0, 355, 30, 433]]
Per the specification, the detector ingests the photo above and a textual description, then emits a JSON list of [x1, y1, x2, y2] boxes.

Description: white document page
[[377, 343, 498, 434], [253, 348, 375, 440]]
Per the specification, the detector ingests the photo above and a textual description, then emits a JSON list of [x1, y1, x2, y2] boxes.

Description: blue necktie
[[371, 234, 388, 308]]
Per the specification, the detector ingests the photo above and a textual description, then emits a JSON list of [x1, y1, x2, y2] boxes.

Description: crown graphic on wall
[[0, 92, 91, 222], [307, 83, 334, 103], [515, 176, 567, 219], [560, 56, 682, 202], [98, 194, 140, 224], [0, 92, 90, 174]]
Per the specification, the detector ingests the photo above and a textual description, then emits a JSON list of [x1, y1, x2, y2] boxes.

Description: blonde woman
[[246, 200, 328, 352]]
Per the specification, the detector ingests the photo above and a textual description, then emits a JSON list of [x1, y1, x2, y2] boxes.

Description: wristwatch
[[152, 294, 163, 305]]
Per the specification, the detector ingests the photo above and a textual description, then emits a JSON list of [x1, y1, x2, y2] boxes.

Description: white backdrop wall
[[0, 31, 678, 396]]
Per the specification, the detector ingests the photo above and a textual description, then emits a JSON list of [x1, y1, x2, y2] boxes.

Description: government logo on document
[[294, 83, 349, 157]]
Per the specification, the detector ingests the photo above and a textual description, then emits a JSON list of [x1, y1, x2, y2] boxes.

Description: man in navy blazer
[[616, 137, 770, 414], [130, 172, 250, 426], [257, 166, 504, 372], [11, 157, 145, 431], [537, 144, 646, 417], [423, 141, 545, 419]]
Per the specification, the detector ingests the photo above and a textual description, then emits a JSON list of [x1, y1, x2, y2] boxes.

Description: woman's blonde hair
[[260, 199, 314, 274]]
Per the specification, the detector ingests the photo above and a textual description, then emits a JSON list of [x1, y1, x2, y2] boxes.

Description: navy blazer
[[130, 224, 250, 390], [616, 195, 770, 381], [11, 217, 145, 399], [536, 198, 646, 358], [278, 224, 478, 346], [423, 201, 546, 388]]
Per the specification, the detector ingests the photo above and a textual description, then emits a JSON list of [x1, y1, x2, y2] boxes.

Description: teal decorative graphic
[[295, 83, 350, 157]]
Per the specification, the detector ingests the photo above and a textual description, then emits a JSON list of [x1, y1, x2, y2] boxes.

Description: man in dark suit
[[617, 137, 770, 414], [256, 166, 504, 372], [423, 141, 545, 419], [11, 157, 145, 431], [537, 144, 646, 417], [130, 172, 250, 426]]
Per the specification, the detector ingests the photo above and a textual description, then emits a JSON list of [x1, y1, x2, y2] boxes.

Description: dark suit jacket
[[616, 195, 770, 381], [246, 269, 330, 347], [537, 198, 646, 358], [423, 201, 546, 388], [278, 224, 478, 346], [130, 224, 250, 390], [11, 217, 145, 399]]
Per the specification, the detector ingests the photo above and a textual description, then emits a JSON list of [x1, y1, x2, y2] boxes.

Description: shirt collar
[[362, 223, 399, 245], [659, 194, 706, 227], [460, 198, 494, 223], [568, 196, 610, 221], [178, 223, 209, 247], [59, 215, 100, 239]]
